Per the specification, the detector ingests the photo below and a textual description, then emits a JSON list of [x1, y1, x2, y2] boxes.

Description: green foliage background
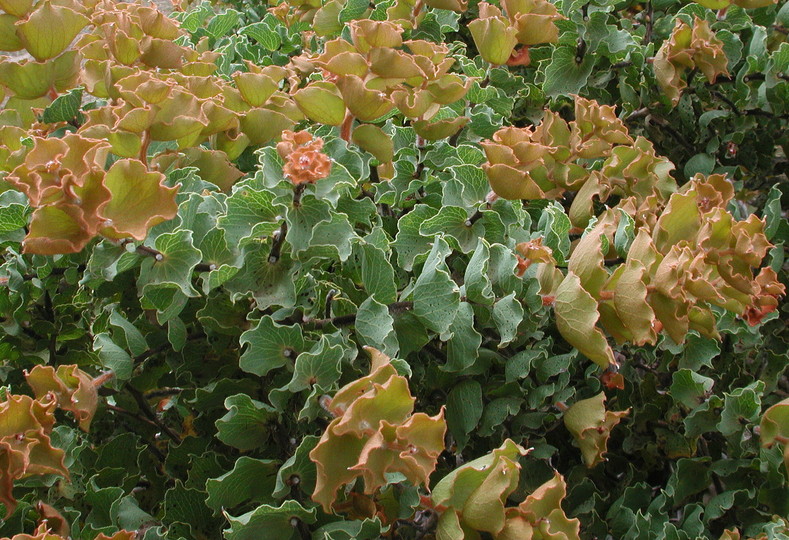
[[0, 0, 788, 538]]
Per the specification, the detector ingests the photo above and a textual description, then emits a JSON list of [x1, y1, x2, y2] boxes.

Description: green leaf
[[717, 381, 764, 437], [677, 333, 720, 371], [108, 310, 148, 357], [224, 501, 317, 540], [206, 457, 279, 512], [614, 209, 635, 259], [670, 369, 714, 409], [312, 518, 385, 539], [216, 394, 278, 451], [538, 203, 572, 266], [666, 459, 711, 506], [138, 230, 203, 297], [412, 236, 460, 335], [239, 316, 305, 377], [339, 0, 369, 23], [355, 296, 399, 358], [683, 153, 715, 178], [492, 293, 524, 348], [273, 436, 319, 498], [356, 241, 397, 304], [0, 192, 29, 233], [163, 481, 217, 539], [420, 205, 484, 253], [240, 21, 282, 51], [541, 45, 595, 97], [446, 379, 483, 451], [218, 184, 282, 247], [443, 302, 482, 373], [269, 336, 345, 412], [286, 194, 332, 254], [465, 238, 495, 305], [394, 204, 439, 271], [93, 333, 133, 382], [40, 87, 83, 123], [763, 185, 784, 241], [207, 9, 241, 38]]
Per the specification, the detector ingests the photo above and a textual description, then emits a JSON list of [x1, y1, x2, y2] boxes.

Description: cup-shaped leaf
[[483, 163, 545, 200], [15, 1, 89, 61], [24, 204, 95, 254], [468, 12, 518, 65], [100, 158, 178, 241], [0, 50, 80, 99], [391, 88, 438, 119], [412, 116, 468, 140], [107, 26, 142, 65], [139, 37, 186, 69], [760, 397, 789, 473], [0, 0, 34, 17], [368, 47, 424, 80], [215, 129, 251, 161], [553, 271, 616, 368], [350, 19, 403, 53], [424, 0, 468, 11], [175, 147, 245, 192], [294, 82, 346, 126], [233, 71, 279, 107], [240, 108, 295, 145], [426, 74, 473, 105], [563, 393, 629, 467], [336, 75, 394, 122], [25, 365, 99, 431], [503, 0, 564, 45], [0, 14, 23, 51], [352, 124, 394, 163]]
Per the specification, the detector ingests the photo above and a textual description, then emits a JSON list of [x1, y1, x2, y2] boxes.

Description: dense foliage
[[0, 0, 788, 538]]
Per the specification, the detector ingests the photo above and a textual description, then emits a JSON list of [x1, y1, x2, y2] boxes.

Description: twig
[[106, 404, 166, 462], [642, 0, 653, 44], [302, 301, 414, 329], [126, 385, 181, 442], [268, 221, 288, 263], [134, 332, 204, 365]]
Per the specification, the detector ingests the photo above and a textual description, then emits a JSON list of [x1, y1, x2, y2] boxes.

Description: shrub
[[0, 0, 787, 538]]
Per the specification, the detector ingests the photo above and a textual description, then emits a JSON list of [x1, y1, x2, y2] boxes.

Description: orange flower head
[[278, 130, 332, 185]]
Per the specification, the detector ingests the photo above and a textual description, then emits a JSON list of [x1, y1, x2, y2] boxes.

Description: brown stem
[[269, 221, 288, 263], [303, 301, 414, 328], [340, 112, 354, 142], [91, 371, 115, 388], [411, 0, 424, 20], [292, 182, 306, 208], [126, 385, 181, 442], [139, 131, 151, 167]]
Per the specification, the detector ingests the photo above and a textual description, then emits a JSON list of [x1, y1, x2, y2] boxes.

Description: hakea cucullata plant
[[484, 98, 784, 368], [271, 0, 467, 35], [291, 18, 472, 167], [309, 347, 446, 516], [482, 96, 676, 226], [0, 0, 311, 254], [531, 173, 784, 368], [653, 16, 729, 106], [469, 0, 564, 66], [0, 365, 108, 517], [429, 439, 581, 539], [4, 133, 177, 254]]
